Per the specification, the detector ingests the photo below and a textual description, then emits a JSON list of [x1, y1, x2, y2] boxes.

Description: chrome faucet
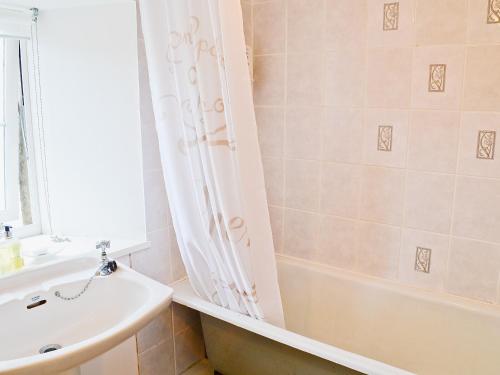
[[96, 240, 118, 276]]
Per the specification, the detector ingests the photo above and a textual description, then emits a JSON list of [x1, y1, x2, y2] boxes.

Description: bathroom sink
[[0, 257, 173, 375]]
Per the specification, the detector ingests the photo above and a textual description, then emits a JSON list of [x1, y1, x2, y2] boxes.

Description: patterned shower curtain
[[139, 0, 285, 327]]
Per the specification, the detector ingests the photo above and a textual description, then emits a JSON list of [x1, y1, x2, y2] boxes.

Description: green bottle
[[0, 226, 24, 275]]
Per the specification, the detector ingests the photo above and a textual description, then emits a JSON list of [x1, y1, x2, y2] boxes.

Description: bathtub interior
[[277, 255, 500, 375], [172, 274, 409, 375]]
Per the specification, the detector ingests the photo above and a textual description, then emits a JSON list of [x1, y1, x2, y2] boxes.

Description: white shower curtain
[[139, 0, 285, 327]]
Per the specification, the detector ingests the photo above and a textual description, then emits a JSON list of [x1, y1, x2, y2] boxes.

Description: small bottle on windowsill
[[0, 226, 24, 275]]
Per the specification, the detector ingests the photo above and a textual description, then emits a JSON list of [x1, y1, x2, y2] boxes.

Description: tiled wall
[[248, 0, 500, 305], [128, 6, 206, 375]]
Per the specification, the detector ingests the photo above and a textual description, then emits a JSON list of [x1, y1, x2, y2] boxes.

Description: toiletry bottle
[[7, 226, 23, 271], [0, 226, 24, 275], [0, 225, 8, 275]]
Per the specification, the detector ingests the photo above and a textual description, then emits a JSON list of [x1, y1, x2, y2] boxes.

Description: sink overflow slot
[[27, 299, 47, 309], [39, 344, 62, 354]]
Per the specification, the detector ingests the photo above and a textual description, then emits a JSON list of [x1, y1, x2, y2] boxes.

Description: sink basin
[[0, 257, 173, 375]]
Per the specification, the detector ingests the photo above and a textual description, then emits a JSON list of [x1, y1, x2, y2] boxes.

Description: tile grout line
[[315, 0, 327, 257], [267, 156, 500, 182], [356, 0, 370, 274], [444, 0, 471, 298], [171, 302, 179, 375], [397, 0, 419, 283], [252, 38, 500, 57], [254, 103, 500, 116], [280, 0, 288, 255]]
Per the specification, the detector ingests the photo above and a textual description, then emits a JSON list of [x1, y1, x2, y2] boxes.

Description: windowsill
[[0, 235, 150, 281]]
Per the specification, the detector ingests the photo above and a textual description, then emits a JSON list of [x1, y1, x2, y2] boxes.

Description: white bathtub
[[172, 254, 500, 374]]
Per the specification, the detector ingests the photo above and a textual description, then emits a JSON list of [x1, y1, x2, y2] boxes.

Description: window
[[0, 37, 20, 222], [0, 37, 40, 236]]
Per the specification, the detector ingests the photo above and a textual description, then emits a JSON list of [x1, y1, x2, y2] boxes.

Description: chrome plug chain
[[54, 266, 101, 301]]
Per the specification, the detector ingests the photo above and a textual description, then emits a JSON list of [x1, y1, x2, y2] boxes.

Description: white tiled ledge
[[0, 235, 150, 281]]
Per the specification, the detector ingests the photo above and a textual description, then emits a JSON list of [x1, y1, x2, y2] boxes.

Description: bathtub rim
[[171, 278, 413, 375], [171, 253, 500, 374]]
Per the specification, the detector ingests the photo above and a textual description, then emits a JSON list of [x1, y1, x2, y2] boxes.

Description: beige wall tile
[[322, 109, 364, 164], [174, 320, 205, 374], [363, 109, 409, 168], [283, 209, 320, 259], [138, 38, 155, 126], [320, 162, 361, 218], [249, 0, 500, 305], [357, 222, 400, 279], [132, 229, 172, 285], [253, 1, 285, 54], [407, 110, 460, 173], [255, 107, 284, 159], [446, 237, 500, 303], [285, 107, 323, 159], [287, 0, 325, 52], [366, 47, 413, 108], [411, 46, 465, 110], [404, 171, 455, 234], [366, 0, 416, 47], [415, 0, 467, 45], [325, 48, 366, 108], [137, 306, 173, 354], [138, 38, 162, 170], [399, 229, 450, 291], [467, 0, 500, 43], [318, 216, 359, 269], [138, 339, 175, 375], [141, 120, 162, 173], [269, 206, 284, 253], [173, 303, 201, 335], [143, 169, 170, 232], [169, 229, 187, 282], [464, 46, 500, 112], [453, 176, 500, 243], [325, 0, 367, 51], [286, 53, 325, 106], [241, 1, 253, 48], [116, 254, 130, 267], [360, 166, 406, 226], [285, 159, 321, 211], [253, 55, 285, 106], [457, 112, 500, 178], [262, 157, 284, 206]]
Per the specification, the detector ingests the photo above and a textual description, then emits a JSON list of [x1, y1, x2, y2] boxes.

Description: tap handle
[[96, 240, 111, 262], [96, 240, 111, 251]]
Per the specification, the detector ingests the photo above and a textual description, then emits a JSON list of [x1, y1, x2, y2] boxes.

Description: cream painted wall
[[36, 2, 146, 241]]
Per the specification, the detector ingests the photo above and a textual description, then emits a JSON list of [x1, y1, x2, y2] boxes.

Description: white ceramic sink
[[0, 257, 173, 375]]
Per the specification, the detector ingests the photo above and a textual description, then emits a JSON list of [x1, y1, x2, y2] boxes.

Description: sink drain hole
[[39, 344, 62, 354]]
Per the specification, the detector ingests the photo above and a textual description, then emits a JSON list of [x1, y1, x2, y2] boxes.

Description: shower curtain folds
[[139, 0, 284, 327]]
